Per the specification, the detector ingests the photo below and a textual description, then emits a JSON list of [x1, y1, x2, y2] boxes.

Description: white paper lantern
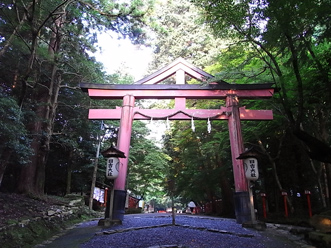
[[244, 157, 259, 181], [106, 157, 120, 179]]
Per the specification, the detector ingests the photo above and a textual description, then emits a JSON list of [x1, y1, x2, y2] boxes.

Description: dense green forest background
[[0, 0, 330, 218]]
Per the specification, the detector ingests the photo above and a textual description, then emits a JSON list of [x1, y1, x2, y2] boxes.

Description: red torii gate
[[81, 58, 274, 223]]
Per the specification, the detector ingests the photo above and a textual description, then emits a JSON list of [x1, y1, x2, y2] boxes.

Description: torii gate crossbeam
[[80, 58, 274, 224]]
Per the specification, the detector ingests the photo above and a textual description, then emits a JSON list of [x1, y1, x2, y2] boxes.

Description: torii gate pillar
[[227, 95, 250, 223], [81, 57, 274, 224], [112, 94, 135, 220]]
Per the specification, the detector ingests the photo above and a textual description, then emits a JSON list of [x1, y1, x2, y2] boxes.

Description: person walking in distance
[[188, 200, 196, 214]]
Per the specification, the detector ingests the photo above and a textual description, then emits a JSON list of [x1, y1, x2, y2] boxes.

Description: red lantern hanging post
[[260, 193, 267, 219], [281, 191, 288, 218], [305, 190, 312, 218]]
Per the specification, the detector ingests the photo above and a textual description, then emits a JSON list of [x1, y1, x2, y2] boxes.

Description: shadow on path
[[36, 220, 103, 248]]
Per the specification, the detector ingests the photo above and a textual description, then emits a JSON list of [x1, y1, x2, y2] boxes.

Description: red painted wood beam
[[227, 95, 247, 192], [114, 95, 135, 191], [88, 107, 273, 120], [87, 89, 274, 100]]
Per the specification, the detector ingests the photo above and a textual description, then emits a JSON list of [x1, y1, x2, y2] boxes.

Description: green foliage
[[163, 114, 232, 206], [193, 0, 331, 168], [0, 0, 154, 194], [146, 0, 227, 70], [143, 0, 331, 213], [0, 91, 32, 166], [193, 0, 331, 125], [0, 0, 329, 218], [205, 46, 274, 84], [127, 121, 171, 201]]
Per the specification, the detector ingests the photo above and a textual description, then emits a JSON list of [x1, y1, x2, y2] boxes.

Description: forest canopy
[[0, 0, 330, 217]]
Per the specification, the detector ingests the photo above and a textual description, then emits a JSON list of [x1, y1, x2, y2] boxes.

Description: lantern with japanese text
[[106, 157, 120, 179], [101, 145, 126, 180], [243, 158, 259, 181], [237, 147, 264, 181]]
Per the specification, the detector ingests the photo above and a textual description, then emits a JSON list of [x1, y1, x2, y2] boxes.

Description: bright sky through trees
[[94, 32, 153, 81], [93, 32, 166, 142]]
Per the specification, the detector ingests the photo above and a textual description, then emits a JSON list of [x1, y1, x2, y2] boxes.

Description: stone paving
[[36, 213, 316, 248]]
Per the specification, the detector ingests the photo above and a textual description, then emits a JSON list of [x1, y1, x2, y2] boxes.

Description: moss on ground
[[0, 214, 96, 248]]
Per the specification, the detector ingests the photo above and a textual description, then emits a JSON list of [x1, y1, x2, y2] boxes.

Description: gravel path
[[80, 214, 309, 248]]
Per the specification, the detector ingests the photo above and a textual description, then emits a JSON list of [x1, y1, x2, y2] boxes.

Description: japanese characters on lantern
[[244, 157, 259, 181], [106, 157, 120, 179]]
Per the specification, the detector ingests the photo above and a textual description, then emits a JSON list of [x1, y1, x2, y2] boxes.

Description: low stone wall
[[0, 196, 100, 248]]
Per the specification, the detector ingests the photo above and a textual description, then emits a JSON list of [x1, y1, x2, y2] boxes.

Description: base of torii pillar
[[112, 189, 127, 221], [99, 189, 126, 226], [104, 189, 127, 221], [233, 191, 251, 224]]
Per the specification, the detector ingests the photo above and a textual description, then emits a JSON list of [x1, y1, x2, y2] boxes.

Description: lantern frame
[[101, 145, 126, 180]]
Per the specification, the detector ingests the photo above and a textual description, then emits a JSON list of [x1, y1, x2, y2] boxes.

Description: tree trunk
[[219, 169, 235, 217], [17, 63, 60, 195], [17, 103, 46, 194], [258, 137, 294, 212], [17, 6, 66, 195], [0, 149, 13, 188], [66, 163, 72, 195], [66, 150, 74, 195]]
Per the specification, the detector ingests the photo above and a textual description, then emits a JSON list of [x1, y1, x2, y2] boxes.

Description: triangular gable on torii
[[134, 57, 213, 85], [80, 58, 274, 224]]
